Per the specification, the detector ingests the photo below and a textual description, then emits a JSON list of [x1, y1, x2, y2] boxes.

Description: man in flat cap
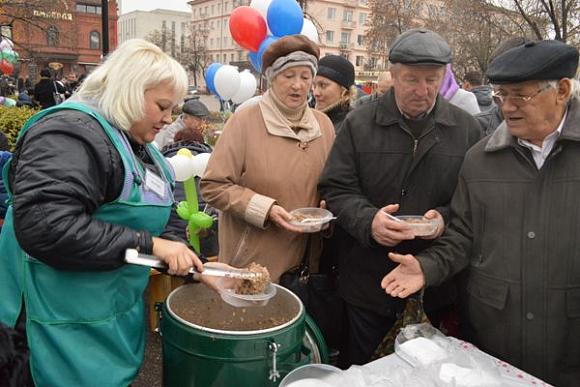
[[382, 40, 580, 386], [318, 28, 481, 367], [155, 99, 210, 149]]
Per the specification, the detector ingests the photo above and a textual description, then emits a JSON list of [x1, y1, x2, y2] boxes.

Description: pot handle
[[154, 302, 164, 335], [273, 345, 313, 383]]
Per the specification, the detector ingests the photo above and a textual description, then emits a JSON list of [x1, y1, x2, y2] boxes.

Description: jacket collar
[[485, 97, 580, 152], [375, 88, 457, 127]]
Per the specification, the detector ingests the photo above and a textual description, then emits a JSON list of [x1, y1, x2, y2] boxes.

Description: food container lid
[[216, 277, 277, 307]]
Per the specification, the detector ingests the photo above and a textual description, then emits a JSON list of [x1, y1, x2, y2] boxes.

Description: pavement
[[132, 287, 163, 387], [197, 93, 221, 112]]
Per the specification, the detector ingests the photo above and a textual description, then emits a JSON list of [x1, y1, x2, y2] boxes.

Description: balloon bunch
[[206, 63, 257, 107], [230, 0, 318, 73], [0, 39, 19, 75], [168, 149, 213, 254], [204, 0, 318, 110]]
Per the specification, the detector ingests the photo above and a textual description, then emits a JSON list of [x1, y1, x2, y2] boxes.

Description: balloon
[[229, 6, 267, 52], [3, 98, 15, 107], [0, 59, 13, 75], [236, 95, 262, 112], [205, 63, 223, 95], [1, 50, 19, 63], [267, 0, 304, 37], [214, 65, 241, 101], [231, 70, 257, 105], [191, 153, 211, 177], [300, 18, 318, 43], [257, 36, 278, 71], [168, 154, 195, 182], [250, 0, 273, 35], [249, 51, 262, 73], [0, 38, 13, 52]]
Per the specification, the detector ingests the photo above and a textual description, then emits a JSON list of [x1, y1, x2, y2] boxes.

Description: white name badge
[[144, 169, 166, 199]]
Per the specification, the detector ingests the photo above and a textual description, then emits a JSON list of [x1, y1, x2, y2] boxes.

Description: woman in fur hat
[[200, 35, 335, 282]]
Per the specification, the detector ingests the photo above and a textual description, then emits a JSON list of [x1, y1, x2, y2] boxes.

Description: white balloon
[[300, 18, 318, 43], [250, 0, 273, 35], [235, 95, 262, 112], [231, 70, 258, 105], [168, 154, 195, 182], [214, 65, 241, 101], [0, 38, 14, 52], [192, 153, 212, 177]]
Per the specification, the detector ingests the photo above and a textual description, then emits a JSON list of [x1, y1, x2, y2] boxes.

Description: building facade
[[187, 0, 384, 87], [117, 9, 191, 59], [0, 0, 118, 83]]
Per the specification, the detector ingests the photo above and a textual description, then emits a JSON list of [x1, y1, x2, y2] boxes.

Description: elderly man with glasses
[[381, 40, 580, 386]]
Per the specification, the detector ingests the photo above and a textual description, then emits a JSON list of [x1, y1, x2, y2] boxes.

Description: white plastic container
[[279, 364, 347, 387], [289, 208, 335, 233], [397, 216, 438, 237], [216, 277, 276, 307]]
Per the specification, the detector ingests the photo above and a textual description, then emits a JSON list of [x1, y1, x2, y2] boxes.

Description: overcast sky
[[120, 0, 191, 14]]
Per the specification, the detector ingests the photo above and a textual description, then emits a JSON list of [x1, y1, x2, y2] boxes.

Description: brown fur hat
[[261, 35, 320, 76]]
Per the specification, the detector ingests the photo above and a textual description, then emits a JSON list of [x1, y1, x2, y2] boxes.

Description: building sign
[[33, 10, 73, 21]]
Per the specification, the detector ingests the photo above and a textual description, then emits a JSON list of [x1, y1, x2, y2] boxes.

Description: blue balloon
[[205, 63, 223, 95], [249, 51, 261, 73], [257, 36, 279, 71], [267, 0, 304, 37]]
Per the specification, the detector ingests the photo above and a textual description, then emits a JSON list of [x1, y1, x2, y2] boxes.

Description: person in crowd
[[0, 39, 228, 387], [155, 99, 210, 149], [162, 127, 219, 257], [463, 70, 493, 112], [474, 36, 531, 135], [356, 71, 393, 106], [439, 64, 480, 115], [67, 72, 79, 91], [15, 88, 37, 108], [200, 34, 335, 282], [313, 54, 356, 132], [318, 28, 482, 367], [33, 69, 66, 109], [381, 40, 580, 386]]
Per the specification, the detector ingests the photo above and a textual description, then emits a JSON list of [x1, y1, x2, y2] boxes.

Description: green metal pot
[[160, 283, 325, 387]]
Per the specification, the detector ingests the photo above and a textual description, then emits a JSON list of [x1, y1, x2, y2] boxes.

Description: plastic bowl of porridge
[[398, 216, 438, 237], [289, 208, 335, 233], [216, 277, 276, 307]]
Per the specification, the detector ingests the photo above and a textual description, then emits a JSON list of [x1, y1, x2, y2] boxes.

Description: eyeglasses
[[491, 86, 551, 105]]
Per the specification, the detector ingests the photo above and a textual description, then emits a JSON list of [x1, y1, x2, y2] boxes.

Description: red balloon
[[0, 59, 13, 75], [229, 6, 267, 52]]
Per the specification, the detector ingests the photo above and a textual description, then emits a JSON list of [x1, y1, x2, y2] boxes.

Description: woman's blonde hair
[[78, 39, 188, 131], [341, 84, 358, 108]]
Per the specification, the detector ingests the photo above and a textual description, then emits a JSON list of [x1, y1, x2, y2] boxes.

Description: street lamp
[[102, 0, 109, 56]]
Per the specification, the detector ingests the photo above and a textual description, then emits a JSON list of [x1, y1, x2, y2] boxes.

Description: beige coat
[[200, 94, 335, 281]]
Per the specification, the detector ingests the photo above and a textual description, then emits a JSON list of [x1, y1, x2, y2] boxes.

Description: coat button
[[527, 231, 536, 239], [401, 189, 407, 196], [526, 312, 534, 320]]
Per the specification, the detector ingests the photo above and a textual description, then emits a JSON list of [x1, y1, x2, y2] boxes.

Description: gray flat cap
[[487, 40, 579, 84], [389, 28, 451, 66], [182, 100, 209, 117]]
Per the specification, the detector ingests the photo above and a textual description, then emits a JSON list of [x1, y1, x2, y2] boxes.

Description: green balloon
[[2, 50, 19, 63]]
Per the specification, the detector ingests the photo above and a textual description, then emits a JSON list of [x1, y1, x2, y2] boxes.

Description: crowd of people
[[0, 26, 579, 387]]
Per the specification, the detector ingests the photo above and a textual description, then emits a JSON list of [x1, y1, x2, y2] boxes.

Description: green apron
[[0, 102, 174, 386]]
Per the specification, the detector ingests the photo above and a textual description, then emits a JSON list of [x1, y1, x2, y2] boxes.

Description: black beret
[[182, 100, 209, 117], [487, 40, 579, 84], [261, 35, 320, 75], [389, 28, 451, 66], [317, 55, 355, 89]]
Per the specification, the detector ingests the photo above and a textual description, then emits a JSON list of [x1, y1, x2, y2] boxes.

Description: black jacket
[[318, 89, 482, 316], [323, 102, 352, 134], [9, 109, 160, 271], [33, 78, 65, 109], [475, 105, 503, 136]]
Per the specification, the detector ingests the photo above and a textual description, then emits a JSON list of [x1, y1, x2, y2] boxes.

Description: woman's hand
[[268, 204, 303, 233], [152, 237, 204, 276]]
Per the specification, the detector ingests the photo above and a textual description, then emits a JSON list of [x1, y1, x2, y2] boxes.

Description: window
[[343, 10, 353, 22], [356, 56, 364, 66], [47, 27, 58, 46], [76, 3, 102, 14], [193, 9, 196, 18], [223, 37, 227, 46], [231, 53, 234, 62], [90, 31, 100, 49], [357, 34, 364, 46], [217, 21, 221, 30], [225, 2, 229, 12], [218, 3, 221, 12], [327, 8, 336, 20], [341, 32, 350, 44], [211, 5, 215, 14], [223, 54, 226, 63], [325, 30, 334, 43], [359, 13, 367, 25], [210, 38, 214, 47], [162, 20, 166, 30]]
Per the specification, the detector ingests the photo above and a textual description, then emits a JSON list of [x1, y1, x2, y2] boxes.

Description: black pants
[[338, 302, 398, 368]]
